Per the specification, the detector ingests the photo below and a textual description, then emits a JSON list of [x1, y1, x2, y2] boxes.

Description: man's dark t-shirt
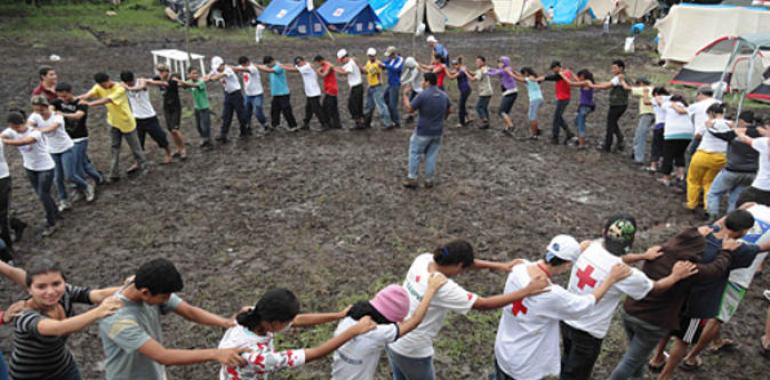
[[154, 76, 181, 111], [51, 99, 89, 139]]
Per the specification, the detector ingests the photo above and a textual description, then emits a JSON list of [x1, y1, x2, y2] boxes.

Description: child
[[120, 71, 174, 164], [208, 56, 249, 141], [446, 57, 473, 128], [232, 56, 269, 133], [468, 56, 493, 129], [155, 64, 188, 159], [331, 274, 447, 380], [180, 67, 213, 148], [648, 86, 671, 172], [334, 49, 365, 129], [281, 56, 328, 131], [487, 56, 519, 135], [658, 94, 693, 187], [314, 55, 342, 129], [591, 60, 630, 153], [539, 61, 575, 144], [260, 56, 299, 132], [218, 288, 376, 379], [510, 67, 543, 139], [419, 54, 448, 91], [630, 78, 655, 164], [571, 69, 595, 149]]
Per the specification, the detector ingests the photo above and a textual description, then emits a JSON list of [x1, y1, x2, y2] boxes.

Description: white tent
[[656, 4, 770, 63], [443, 0, 497, 32], [619, 0, 657, 19], [393, 0, 447, 33], [492, 0, 543, 26]]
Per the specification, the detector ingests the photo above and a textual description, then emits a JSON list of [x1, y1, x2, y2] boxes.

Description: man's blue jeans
[[706, 169, 755, 217], [25, 168, 57, 227], [408, 134, 442, 180], [244, 94, 268, 128], [365, 85, 393, 127], [608, 312, 669, 380], [73, 140, 102, 183], [387, 348, 435, 380], [633, 114, 655, 163], [51, 148, 88, 201], [385, 84, 401, 125]]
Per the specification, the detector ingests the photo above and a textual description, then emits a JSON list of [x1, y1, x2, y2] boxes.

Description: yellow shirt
[[89, 84, 136, 133], [631, 86, 654, 115], [364, 60, 383, 87]]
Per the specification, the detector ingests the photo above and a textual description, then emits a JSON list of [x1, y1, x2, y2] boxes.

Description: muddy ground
[[1, 25, 769, 380]]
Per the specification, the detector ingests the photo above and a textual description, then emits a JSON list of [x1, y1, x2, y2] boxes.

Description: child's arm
[[36, 118, 63, 133], [0, 260, 27, 288], [472, 275, 550, 310], [281, 64, 298, 72], [88, 287, 121, 304], [258, 64, 276, 73], [1, 136, 38, 147], [173, 301, 236, 329], [303, 316, 376, 362], [397, 273, 447, 337], [36, 296, 123, 336], [446, 68, 460, 79], [292, 306, 349, 327]]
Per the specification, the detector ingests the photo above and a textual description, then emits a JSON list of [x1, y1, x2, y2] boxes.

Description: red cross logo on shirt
[[244, 73, 250, 83], [576, 265, 598, 290], [415, 275, 421, 283], [511, 299, 528, 316]]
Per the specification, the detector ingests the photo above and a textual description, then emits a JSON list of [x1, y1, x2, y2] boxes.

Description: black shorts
[[164, 106, 181, 131], [672, 316, 706, 344], [737, 186, 770, 208]]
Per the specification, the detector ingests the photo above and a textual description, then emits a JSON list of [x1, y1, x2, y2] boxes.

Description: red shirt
[[434, 63, 446, 88], [321, 62, 338, 96], [32, 83, 57, 102], [555, 70, 573, 101]]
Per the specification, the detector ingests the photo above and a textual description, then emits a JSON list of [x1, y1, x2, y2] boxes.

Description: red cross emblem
[[415, 275, 421, 283], [244, 73, 250, 82], [511, 299, 528, 316], [576, 265, 598, 290]]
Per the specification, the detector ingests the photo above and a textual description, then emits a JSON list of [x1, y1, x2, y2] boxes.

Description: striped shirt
[[9, 284, 92, 380]]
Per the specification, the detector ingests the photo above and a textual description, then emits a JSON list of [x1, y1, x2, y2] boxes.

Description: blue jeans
[[364, 85, 393, 128], [553, 99, 571, 139], [59, 364, 82, 380], [608, 312, 669, 380], [458, 89, 471, 125], [575, 104, 593, 137], [73, 140, 102, 183], [408, 134, 442, 180], [386, 84, 401, 125], [633, 114, 655, 163], [25, 169, 57, 226], [0, 352, 9, 380], [706, 169, 755, 217], [476, 95, 491, 122], [244, 94, 268, 128], [51, 148, 88, 201], [387, 348, 435, 380], [528, 98, 543, 121]]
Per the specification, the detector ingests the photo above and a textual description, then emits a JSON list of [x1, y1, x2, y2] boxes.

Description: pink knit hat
[[370, 285, 410, 323]]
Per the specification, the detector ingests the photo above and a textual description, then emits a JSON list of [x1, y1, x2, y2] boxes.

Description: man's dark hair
[[187, 66, 199, 74], [707, 103, 725, 115], [313, 55, 324, 62], [134, 258, 184, 295], [612, 59, 626, 70], [433, 240, 474, 268], [6, 111, 26, 125], [423, 72, 438, 86], [739, 111, 755, 124], [119, 71, 134, 83], [476, 55, 486, 63], [263, 55, 274, 65], [55, 82, 72, 93], [238, 56, 249, 65], [550, 61, 562, 69], [725, 210, 755, 232], [39, 65, 54, 80], [652, 86, 670, 96], [94, 72, 110, 84], [25, 258, 65, 288]]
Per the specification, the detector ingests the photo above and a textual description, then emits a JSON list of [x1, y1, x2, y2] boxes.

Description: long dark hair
[[670, 94, 689, 107], [236, 288, 300, 330], [347, 301, 391, 324]]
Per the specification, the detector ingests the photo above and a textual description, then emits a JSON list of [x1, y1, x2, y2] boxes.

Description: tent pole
[[736, 46, 760, 119], [716, 39, 741, 101], [183, 0, 192, 65], [412, 0, 420, 58]]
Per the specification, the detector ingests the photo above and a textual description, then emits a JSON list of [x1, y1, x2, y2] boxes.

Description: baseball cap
[[603, 215, 637, 254], [546, 235, 581, 262], [367, 47, 377, 56], [426, 35, 437, 43], [385, 46, 397, 56], [370, 285, 410, 323], [211, 56, 224, 71]]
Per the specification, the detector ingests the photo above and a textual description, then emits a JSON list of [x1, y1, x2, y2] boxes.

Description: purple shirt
[[457, 70, 471, 93], [579, 88, 594, 107]]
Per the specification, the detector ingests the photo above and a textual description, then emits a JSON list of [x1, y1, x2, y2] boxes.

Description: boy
[[334, 49, 365, 129], [208, 56, 249, 142], [179, 67, 213, 147], [260, 56, 298, 132], [383, 46, 404, 128], [540, 61, 575, 144], [468, 56, 493, 130], [232, 56, 269, 133], [630, 78, 654, 164], [591, 60, 630, 152], [281, 56, 328, 131], [154, 64, 187, 159], [363, 48, 394, 129], [314, 55, 342, 129], [78, 72, 148, 181], [32, 66, 58, 101], [120, 71, 173, 165], [99, 258, 248, 380]]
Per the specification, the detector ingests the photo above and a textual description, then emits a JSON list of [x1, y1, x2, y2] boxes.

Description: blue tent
[[318, 0, 381, 34], [368, 0, 407, 30], [541, 0, 590, 24], [258, 0, 328, 37]]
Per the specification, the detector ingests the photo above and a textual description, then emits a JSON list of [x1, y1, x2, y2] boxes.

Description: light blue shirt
[[526, 79, 543, 102], [270, 64, 290, 96]]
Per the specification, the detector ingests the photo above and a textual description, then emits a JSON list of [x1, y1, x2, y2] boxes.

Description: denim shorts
[[528, 98, 543, 121]]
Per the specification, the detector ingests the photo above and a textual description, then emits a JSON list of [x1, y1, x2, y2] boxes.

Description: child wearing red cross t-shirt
[[494, 235, 631, 380]]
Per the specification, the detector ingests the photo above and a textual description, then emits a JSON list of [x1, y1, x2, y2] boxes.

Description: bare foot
[[162, 155, 172, 165]]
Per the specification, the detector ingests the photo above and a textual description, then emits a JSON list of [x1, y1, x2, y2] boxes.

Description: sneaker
[[70, 191, 84, 203], [402, 178, 418, 189], [763, 289, 770, 301], [41, 224, 58, 237], [85, 183, 96, 203], [58, 200, 71, 213]]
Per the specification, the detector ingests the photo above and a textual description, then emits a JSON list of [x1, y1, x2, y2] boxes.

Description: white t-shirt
[[218, 324, 306, 380], [343, 60, 363, 87], [28, 113, 73, 154], [495, 263, 596, 380], [0, 128, 55, 171], [242, 65, 264, 96], [126, 87, 157, 119], [653, 95, 670, 125], [331, 317, 399, 380], [297, 63, 322, 97], [387, 254, 477, 358], [211, 67, 242, 93], [689, 98, 726, 153], [663, 101, 694, 139], [563, 241, 653, 339], [751, 137, 770, 191], [0, 141, 9, 179], [729, 205, 770, 287]]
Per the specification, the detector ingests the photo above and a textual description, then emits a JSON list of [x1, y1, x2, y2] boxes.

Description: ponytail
[[347, 301, 391, 324], [237, 288, 300, 330], [433, 239, 474, 268], [236, 306, 262, 329]]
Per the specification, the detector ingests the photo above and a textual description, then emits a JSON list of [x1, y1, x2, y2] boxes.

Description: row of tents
[[164, 0, 662, 36]]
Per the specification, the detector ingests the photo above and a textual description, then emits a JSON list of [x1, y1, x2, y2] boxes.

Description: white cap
[[211, 56, 224, 71], [337, 49, 348, 59], [367, 47, 376, 56], [426, 35, 437, 43], [546, 235, 581, 262]]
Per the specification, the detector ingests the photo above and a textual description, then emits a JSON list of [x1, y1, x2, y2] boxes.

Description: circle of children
[[2, 35, 770, 380]]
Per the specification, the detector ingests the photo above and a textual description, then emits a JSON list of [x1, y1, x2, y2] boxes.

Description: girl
[[0, 258, 122, 380], [1, 111, 59, 237], [386, 240, 549, 380], [446, 57, 473, 128], [570, 70, 595, 149], [510, 67, 543, 139], [331, 273, 447, 380], [648, 87, 671, 173], [468, 56, 493, 130], [658, 94, 693, 187], [218, 288, 376, 379], [488, 56, 519, 135], [28, 96, 91, 212]]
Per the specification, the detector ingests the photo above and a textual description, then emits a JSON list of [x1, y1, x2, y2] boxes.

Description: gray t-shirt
[[411, 86, 450, 137], [98, 293, 183, 380]]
